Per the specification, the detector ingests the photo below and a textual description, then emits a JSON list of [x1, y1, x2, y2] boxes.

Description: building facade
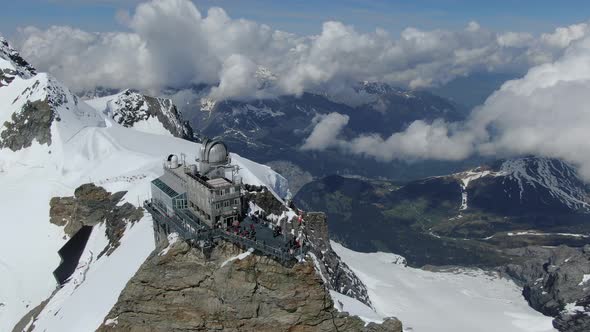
[[150, 139, 242, 227]]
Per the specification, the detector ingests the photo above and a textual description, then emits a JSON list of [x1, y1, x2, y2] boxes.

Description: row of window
[[215, 198, 240, 210], [215, 186, 240, 197]]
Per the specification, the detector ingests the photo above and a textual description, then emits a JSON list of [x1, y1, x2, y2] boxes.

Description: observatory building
[[150, 139, 242, 228]]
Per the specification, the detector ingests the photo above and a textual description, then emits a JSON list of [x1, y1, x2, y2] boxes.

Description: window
[[216, 202, 221, 209], [233, 199, 239, 205], [225, 188, 230, 195], [224, 200, 230, 207]]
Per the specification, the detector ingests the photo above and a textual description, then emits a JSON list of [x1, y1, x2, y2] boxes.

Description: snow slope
[[332, 241, 556, 332]]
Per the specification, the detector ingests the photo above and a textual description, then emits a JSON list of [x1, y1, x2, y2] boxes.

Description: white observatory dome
[[167, 154, 179, 168], [207, 142, 228, 164]]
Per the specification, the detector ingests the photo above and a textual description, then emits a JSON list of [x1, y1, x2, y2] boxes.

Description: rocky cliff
[[304, 212, 373, 308], [102, 89, 194, 140], [243, 185, 374, 308], [0, 36, 36, 79], [97, 238, 401, 332], [501, 245, 590, 332]]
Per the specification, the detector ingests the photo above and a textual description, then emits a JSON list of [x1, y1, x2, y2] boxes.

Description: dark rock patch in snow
[[49, 183, 143, 255], [0, 99, 53, 151], [0, 36, 36, 78], [0, 68, 17, 87]]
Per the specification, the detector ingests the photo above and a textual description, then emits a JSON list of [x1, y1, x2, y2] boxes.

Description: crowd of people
[[219, 209, 304, 255]]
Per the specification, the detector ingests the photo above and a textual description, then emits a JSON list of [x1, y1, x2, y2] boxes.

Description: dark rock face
[[0, 36, 36, 79], [0, 74, 82, 152], [500, 245, 590, 332], [0, 100, 53, 151], [304, 212, 373, 308], [98, 240, 401, 332], [243, 185, 288, 216], [108, 90, 193, 140], [49, 183, 143, 254], [1, 67, 17, 87], [553, 300, 590, 332], [243, 184, 374, 308]]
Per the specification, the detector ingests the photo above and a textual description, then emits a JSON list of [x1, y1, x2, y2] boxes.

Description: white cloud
[[345, 120, 475, 161], [301, 113, 350, 151], [11, 0, 589, 101], [470, 36, 590, 179], [541, 23, 589, 48], [302, 35, 590, 180]]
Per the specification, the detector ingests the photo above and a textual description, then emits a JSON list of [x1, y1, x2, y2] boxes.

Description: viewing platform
[[144, 200, 305, 265]]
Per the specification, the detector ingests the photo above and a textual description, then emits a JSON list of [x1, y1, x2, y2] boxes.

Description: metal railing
[[144, 200, 304, 264], [213, 229, 294, 263]]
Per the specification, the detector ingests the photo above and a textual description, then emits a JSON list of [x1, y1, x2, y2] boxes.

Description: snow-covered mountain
[[0, 36, 35, 81], [0, 38, 290, 331], [86, 89, 193, 139], [453, 157, 590, 215], [295, 156, 590, 268]]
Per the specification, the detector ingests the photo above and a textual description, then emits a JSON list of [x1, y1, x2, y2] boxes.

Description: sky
[[3, 0, 590, 38]]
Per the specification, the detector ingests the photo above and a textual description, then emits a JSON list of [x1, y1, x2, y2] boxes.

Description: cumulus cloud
[[470, 36, 590, 178], [301, 113, 350, 151], [345, 120, 475, 161], [302, 34, 590, 180], [11, 0, 589, 101]]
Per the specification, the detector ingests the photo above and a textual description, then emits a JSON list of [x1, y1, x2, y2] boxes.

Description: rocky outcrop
[[243, 184, 288, 216], [501, 245, 590, 332], [0, 99, 53, 151], [106, 90, 193, 140], [305, 212, 373, 308], [0, 36, 36, 79], [244, 185, 374, 308], [49, 183, 143, 254], [0, 73, 85, 151], [1, 67, 17, 87], [98, 238, 401, 332]]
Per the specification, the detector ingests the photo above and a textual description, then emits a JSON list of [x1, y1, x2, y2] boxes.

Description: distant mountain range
[[294, 156, 590, 267], [156, 81, 480, 191], [77, 71, 503, 192]]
